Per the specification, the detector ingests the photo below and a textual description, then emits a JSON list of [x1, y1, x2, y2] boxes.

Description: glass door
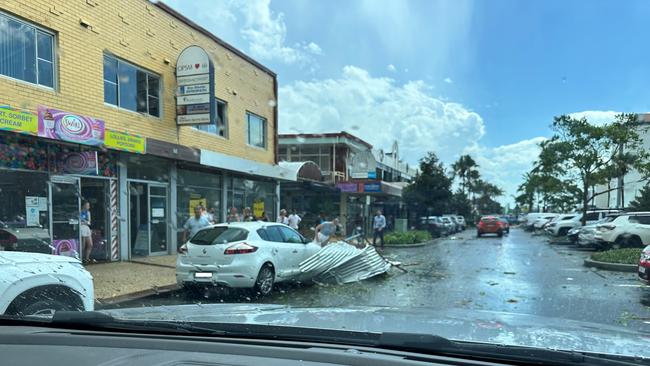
[[49, 176, 81, 258], [149, 185, 168, 255]]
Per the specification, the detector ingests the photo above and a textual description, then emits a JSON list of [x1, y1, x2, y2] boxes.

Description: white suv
[[546, 210, 621, 237], [593, 212, 650, 250]]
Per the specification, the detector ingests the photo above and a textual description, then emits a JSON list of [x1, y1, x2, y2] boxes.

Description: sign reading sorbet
[[175, 45, 215, 126], [38, 106, 104, 146], [0, 106, 37, 134]]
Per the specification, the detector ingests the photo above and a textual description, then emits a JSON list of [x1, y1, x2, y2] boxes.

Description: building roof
[[154, 1, 276, 78], [279, 131, 373, 149]]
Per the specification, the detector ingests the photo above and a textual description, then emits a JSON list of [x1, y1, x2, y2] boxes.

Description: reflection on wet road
[[102, 228, 650, 331]]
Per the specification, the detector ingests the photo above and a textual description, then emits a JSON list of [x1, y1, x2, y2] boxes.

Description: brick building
[[0, 0, 288, 261]]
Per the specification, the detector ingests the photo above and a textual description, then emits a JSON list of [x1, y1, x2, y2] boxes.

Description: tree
[[535, 113, 650, 225], [403, 152, 453, 217], [451, 155, 479, 196], [629, 185, 650, 211], [448, 191, 472, 219]]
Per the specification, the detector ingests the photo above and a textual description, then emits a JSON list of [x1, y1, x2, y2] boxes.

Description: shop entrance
[[49, 176, 81, 258], [129, 181, 169, 257], [80, 178, 112, 261]]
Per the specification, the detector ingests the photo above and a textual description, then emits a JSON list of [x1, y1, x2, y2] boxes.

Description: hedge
[[591, 248, 642, 265], [384, 230, 432, 245]]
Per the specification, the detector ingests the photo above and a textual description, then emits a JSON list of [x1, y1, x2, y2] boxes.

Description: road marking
[[613, 284, 649, 288]]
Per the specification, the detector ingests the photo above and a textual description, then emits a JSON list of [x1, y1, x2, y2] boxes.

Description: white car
[[577, 215, 621, 247], [456, 216, 466, 230], [545, 210, 621, 236], [177, 222, 322, 296], [0, 251, 94, 316], [532, 214, 559, 230], [594, 212, 650, 250]]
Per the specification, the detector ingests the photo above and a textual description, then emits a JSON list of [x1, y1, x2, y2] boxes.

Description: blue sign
[[367, 171, 377, 179], [363, 182, 381, 193]]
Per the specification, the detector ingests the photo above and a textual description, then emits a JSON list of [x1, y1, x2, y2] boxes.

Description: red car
[[638, 245, 650, 284], [477, 216, 505, 237]]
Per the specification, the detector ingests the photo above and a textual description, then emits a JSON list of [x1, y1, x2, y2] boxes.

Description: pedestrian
[[80, 201, 94, 264], [315, 218, 339, 247], [288, 209, 302, 230], [260, 212, 270, 222], [207, 207, 218, 224], [318, 212, 326, 224], [373, 209, 386, 249], [183, 205, 211, 242], [277, 209, 289, 225], [242, 207, 254, 222], [226, 207, 241, 223]]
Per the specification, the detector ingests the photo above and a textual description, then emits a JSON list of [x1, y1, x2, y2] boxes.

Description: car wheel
[[477, 231, 481, 238], [20, 299, 75, 317], [628, 236, 643, 248], [612, 237, 624, 250], [254, 264, 275, 297], [558, 227, 569, 236], [497, 230, 503, 238]]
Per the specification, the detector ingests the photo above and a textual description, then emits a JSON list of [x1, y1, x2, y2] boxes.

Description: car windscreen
[[190, 227, 249, 245]]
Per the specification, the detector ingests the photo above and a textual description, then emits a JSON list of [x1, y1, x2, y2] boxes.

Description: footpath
[[88, 255, 178, 305]]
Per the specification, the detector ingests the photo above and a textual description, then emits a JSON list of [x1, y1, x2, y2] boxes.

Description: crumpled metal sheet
[[299, 242, 391, 284]]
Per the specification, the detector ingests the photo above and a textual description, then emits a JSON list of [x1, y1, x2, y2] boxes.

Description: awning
[[200, 150, 295, 181], [278, 161, 323, 181]]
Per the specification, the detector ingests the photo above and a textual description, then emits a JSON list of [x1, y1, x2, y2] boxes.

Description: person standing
[[183, 206, 211, 242], [242, 207, 254, 222], [226, 207, 241, 223], [288, 209, 301, 230], [315, 218, 339, 247], [260, 212, 270, 222], [207, 207, 218, 224], [277, 209, 289, 225], [80, 201, 93, 263], [372, 210, 386, 249]]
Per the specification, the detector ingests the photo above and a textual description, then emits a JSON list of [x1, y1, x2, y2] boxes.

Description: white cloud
[[569, 110, 619, 126], [466, 137, 546, 206], [387, 64, 396, 72], [279, 65, 484, 165], [164, 0, 320, 66], [444, 77, 453, 84]]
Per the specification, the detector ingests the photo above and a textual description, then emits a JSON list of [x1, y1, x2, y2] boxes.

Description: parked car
[[477, 216, 504, 237], [576, 214, 622, 248], [544, 214, 579, 235], [545, 210, 621, 237], [593, 212, 650, 250], [456, 216, 466, 230], [418, 216, 446, 237], [440, 216, 455, 234], [497, 218, 510, 234], [638, 245, 650, 284], [0, 251, 94, 316], [522, 213, 547, 230], [0, 227, 52, 253], [176, 222, 322, 296], [532, 214, 559, 230], [567, 226, 581, 243]]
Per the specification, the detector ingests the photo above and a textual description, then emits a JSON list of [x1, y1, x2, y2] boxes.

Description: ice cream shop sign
[[38, 106, 105, 146]]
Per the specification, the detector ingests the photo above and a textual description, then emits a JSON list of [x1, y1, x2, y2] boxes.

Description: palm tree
[[451, 155, 479, 196]]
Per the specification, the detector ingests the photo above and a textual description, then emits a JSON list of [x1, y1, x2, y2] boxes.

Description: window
[[0, 12, 54, 88], [247, 112, 267, 148], [585, 212, 600, 221], [265, 226, 284, 242], [195, 99, 228, 137], [103, 54, 160, 117], [190, 227, 248, 245], [279, 226, 303, 244], [257, 229, 269, 241], [636, 215, 650, 225]]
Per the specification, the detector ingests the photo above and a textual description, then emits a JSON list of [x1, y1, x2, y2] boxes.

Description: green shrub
[[384, 230, 432, 245], [591, 248, 642, 264]]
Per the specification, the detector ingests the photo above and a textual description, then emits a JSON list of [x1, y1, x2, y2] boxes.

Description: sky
[[163, 0, 650, 206]]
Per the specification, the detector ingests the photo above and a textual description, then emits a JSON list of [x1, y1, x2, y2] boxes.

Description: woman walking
[[80, 201, 94, 263]]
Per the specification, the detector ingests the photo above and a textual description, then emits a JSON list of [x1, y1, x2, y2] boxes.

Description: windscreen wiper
[[4, 312, 646, 366]]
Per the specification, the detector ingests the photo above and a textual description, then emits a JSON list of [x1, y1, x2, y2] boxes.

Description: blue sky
[[164, 0, 649, 204]]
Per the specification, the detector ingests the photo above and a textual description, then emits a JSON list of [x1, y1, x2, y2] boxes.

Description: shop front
[[336, 180, 405, 235]]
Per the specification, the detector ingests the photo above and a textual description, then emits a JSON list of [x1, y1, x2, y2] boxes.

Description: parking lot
[[102, 227, 650, 332]]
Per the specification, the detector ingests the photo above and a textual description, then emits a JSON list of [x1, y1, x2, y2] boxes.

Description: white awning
[[200, 150, 296, 181]]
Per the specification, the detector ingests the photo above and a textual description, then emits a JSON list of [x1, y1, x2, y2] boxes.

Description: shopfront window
[[127, 155, 169, 182], [177, 168, 222, 246], [226, 176, 276, 221], [0, 11, 55, 88]]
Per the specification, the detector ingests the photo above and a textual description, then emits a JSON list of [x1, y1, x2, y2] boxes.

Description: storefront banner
[[38, 106, 105, 146], [362, 182, 381, 193], [104, 129, 145, 154], [57, 151, 99, 175], [0, 107, 38, 135], [336, 183, 359, 193], [189, 197, 207, 216], [253, 200, 265, 218], [53, 239, 79, 257]]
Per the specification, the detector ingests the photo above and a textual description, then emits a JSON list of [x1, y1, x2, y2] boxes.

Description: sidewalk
[[87, 255, 178, 304]]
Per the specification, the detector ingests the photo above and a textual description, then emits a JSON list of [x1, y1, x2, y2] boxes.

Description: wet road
[[101, 228, 650, 331]]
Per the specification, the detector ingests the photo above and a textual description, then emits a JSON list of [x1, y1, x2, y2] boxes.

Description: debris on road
[[503, 271, 516, 275], [299, 242, 393, 284]]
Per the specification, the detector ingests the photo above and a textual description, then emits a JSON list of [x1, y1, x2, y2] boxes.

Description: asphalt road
[[101, 228, 650, 331]]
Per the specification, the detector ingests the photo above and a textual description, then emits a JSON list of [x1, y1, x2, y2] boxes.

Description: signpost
[[175, 46, 215, 126]]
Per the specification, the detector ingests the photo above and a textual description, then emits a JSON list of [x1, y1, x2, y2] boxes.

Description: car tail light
[[178, 244, 187, 255], [224, 242, 258, 255]]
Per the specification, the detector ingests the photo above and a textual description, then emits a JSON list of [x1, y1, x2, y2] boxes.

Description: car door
[[630, 215, 650, 246], [264, 225, 294, 280], [277, 226, 314, 278]]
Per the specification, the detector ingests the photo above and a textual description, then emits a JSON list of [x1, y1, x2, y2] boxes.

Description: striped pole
[[110, 179, 119, 261]]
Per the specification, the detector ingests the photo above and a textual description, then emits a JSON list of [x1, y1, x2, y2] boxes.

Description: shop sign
[[53, 239, 79, 257], [0, 106, 37, 135], [176, 45, 215, 126], [104, 129, 145, 154], [38, 106, 105, 146], [189, 197, 207, 216], [253, 200, 265, 218], [350, 172, 367, 179], [362, 182, 381, 193], [178, 74, 210, 86], [178, 84, 210, 95], [57, 151, 99, 176], [367, 171, 377, 179], [336, 182, 358, 193]]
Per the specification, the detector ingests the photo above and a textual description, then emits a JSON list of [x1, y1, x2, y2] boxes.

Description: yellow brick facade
[[0, 0, 276, 164]]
